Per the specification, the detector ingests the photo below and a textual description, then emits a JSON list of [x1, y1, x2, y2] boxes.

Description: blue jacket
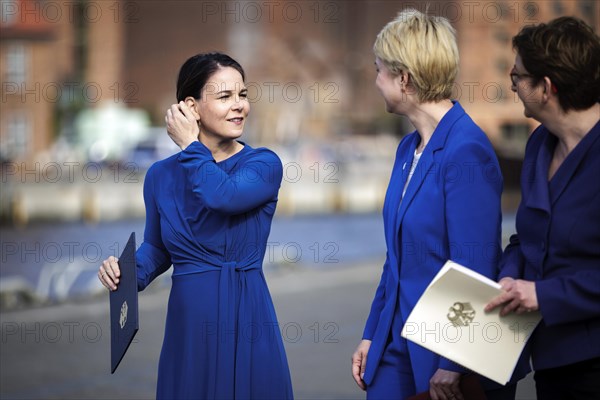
[[499, 121, 600, 370], [362, 102, 505, 391]]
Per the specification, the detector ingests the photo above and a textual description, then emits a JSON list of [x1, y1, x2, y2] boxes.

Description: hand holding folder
[[109, 232, 139, 373], [401, 260, 541, 385]]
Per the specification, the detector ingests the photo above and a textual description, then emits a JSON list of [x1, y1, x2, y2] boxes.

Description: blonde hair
[[374, 8, 459, 103]]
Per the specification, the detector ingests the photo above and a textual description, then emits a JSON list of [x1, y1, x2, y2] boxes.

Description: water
[[0, 213, 386, 305], [0, 212, 516, 306]]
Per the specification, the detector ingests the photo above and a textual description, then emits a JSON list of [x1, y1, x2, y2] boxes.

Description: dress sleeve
[[136, 165, 172, 291], [178, 141, 283, 215], [362, 254, 390, 340]]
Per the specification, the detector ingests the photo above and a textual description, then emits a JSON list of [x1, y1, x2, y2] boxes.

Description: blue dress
[[135, 140, 294, 399]]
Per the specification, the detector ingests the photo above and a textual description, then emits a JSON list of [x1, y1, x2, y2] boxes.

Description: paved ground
[[0, 260, 537, 399]]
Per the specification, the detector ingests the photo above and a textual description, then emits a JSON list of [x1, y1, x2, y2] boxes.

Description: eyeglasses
[[509, 69, 535, 87]]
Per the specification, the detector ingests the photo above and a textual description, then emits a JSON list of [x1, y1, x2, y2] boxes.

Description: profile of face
[[511, 54, 543, 120], [186, 66, 250, 142], [374, 57, 405, 114]]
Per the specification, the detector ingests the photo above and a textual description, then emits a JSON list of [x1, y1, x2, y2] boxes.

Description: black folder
[[110, 232, 139, 373]]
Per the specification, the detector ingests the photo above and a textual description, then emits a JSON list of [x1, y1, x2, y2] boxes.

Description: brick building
[[1, 0, 125, 162], [1, 0, 597, 162]]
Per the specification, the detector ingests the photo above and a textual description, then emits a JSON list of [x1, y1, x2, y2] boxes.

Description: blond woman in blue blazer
[[351, 9, 511, 400]]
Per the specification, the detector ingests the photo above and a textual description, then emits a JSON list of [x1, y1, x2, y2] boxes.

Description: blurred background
[[1, 1, 598, 399]]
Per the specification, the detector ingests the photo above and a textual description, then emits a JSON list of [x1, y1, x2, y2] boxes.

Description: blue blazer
[[499, 121, 600, 370], [362, 102, 504, 392]]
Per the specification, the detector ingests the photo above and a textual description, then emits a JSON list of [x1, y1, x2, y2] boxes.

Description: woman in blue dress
[[98, 52, 294, 400]]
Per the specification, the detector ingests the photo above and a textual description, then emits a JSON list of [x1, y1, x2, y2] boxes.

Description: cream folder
[[401, 260, 541, 385]]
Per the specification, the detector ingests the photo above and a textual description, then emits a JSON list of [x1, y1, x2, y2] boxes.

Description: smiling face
[[194, 66, 249, 143]]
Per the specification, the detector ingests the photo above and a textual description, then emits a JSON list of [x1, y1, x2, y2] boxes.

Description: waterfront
[[0, 212, 517, 309]]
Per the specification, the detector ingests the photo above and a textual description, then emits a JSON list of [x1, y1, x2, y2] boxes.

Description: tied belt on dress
[[174, 259, 262, 399]]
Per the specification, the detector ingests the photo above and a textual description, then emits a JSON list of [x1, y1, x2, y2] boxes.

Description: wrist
[[180, 138, 198, 151]]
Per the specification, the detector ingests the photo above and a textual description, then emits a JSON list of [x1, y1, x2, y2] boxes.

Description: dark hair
[[512, 16, 600, 111], [176, 52, 245, 102]]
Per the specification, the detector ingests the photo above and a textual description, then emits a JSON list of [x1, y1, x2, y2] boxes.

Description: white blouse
[[402, 149, 422, 199]]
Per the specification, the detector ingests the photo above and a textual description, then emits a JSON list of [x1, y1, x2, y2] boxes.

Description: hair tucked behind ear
[[176, 52, 245, 102]]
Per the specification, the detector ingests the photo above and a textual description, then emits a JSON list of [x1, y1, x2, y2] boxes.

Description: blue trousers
[[366, 296, 517, 400], [366, 347, 416, 399], [367, 296, 416, 400]]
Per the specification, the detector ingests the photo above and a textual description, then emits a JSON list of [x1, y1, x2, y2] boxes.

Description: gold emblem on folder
[[120, 301, 128, 329], [447, 302, 475, 327]]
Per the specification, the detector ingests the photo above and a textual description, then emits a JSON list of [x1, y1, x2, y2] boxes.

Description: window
[[1, 111, 31, 161], [5, 43, 28, 84]]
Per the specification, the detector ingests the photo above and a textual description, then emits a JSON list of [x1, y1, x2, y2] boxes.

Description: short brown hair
[[512, 16, 600, 111]]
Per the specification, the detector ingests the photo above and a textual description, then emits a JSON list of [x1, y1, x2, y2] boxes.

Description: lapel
[[524, 130, 553, 213], [548, 120, 600, 204], [395, 102, 463, 231], [525, 120, 600, 211], [386, 133, 418, 281]]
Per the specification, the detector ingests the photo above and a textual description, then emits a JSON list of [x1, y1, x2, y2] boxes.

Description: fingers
[[360, 352, 367, 380], [351, 353, 366, 390], [430, 383, 462, 400], [351, 349, 367, 391], [430, 369, 463, 400], [165, 104, 182, 128], [98, 256, 120, 291], [498, 277, 515, 289], [351, 361, 365, 390], [178, 101, 197, 122], [167, 104, 182, 128], [484, 292, 510, 312], [515, 305, 529, 314], [515, 304, 536, 314], [167, 102, 195, 126], [495, 293, 536, 316], [429, 386, 450, 400], [165, 102, 200, 150], [453, 387, 464, 400], [485, 277, 517, 312]]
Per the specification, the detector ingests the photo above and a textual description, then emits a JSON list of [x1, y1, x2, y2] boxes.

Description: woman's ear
[[541, 77, 556, 102], [400, 71, 408, 84], [184, 97, 201, 121], [399, 71, 415, 95], [393, 71, 406, 90]]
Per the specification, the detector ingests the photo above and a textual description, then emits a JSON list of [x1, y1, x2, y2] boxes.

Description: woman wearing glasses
[[351, 9, 520, 400], [486, 16, 600, 399]]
